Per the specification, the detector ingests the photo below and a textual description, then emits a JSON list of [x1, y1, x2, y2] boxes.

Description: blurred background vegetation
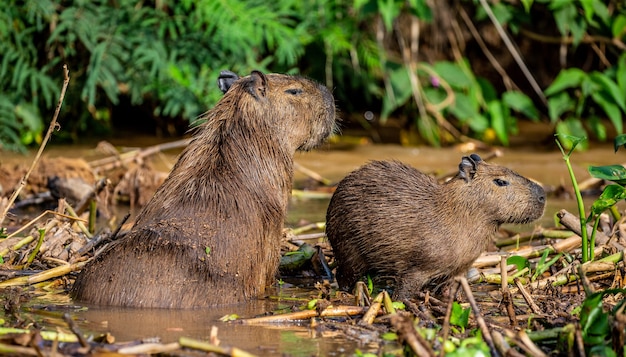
[[0, 0, 624, 152]]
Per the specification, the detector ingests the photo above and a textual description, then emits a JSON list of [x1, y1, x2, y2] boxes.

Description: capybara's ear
[[217, 70, 239, 94], [247, 71, 268, 100], [458, 155, 480, 182]]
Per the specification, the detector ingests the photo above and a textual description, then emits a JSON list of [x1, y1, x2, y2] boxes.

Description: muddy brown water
[[2, 139, 622, 355]]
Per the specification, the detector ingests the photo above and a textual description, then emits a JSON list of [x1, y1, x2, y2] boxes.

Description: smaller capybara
[[325, 154, 545, 298], [72, 70, 336, 308]]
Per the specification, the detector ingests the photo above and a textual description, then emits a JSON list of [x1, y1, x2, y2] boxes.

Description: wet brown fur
[[325, 155, 545, 299], [72, 71, 336, 308]]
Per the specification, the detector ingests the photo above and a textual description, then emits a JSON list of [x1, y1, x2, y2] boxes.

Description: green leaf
[[589, 72, 626, 113], [589, 91, 623, 134], [377, 0, 401, 32], [450, 301, 470, 329], [468, 114, 489, 134], [591, 0, 611, 26], [555, 120, 588, 150], [520, 0, 533, 13], [552, 2, 577, 37], [590, 184, 626, 215], [14, 102, 43, 132], [506, 255, 530, 273], [588, 117, 607, 142], [613, 14, 626, 39], [381, 67, 413, 120], [544, 68, 586, 96], [477, 77, 497, 102], [580, 292, 610, 345], [416, 114, 440, 146], [547, 92, 576, 122], [450, 93, 479, 122], [407, 0, 432, 21], [614, 134, 626, 152], [502, 91, 539, 120], [381, 332, 398, 341], [489, 100, 509, 146], [433, 61, 473, 90], [579, 0, 595, 24], [588, 165, 626, 185]]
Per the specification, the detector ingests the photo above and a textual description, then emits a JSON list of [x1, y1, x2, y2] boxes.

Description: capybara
[[325, 154, 545, 299], [72, 70, 336, 308]]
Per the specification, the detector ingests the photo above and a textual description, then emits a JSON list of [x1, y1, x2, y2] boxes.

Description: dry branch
[[0, 65, 70, 226]]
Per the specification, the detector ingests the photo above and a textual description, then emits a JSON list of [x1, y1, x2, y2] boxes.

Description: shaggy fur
[[72, 71, 336, 308], [325, 154, 545, 299]]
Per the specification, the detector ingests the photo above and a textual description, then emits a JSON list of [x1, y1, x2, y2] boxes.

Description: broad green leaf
[[556, 120, 588, 150], [588, 165, 626, 185], [613, 14, 626, 38], [544, 68, 586, 96], [377, 0, 400, 32], [589, 72, 626, 112], [580, 75, 597, 99], [590, 184, 626, 215], [416, 114, 440, 146], [589, 91, 623, 134], [547, 92, 575, 122], [450, 301, 470, 329], [423, 87, 447, 105], [488, 100, 508, 146], [569, 15, 587, 46], [381, 67, 413, 120], [502, 91, 539, 120], [450, 93, 479, 122], [588, 117, 607, 142], [591, 0, 611, 26], [552, 2, 577, 37], [506, 255, 530, 273], [580, 292, 610, 345], [468, 114, 489, 134], [14, 103, 43, 132], [579, 0, 595, 23], [433, 61, 473, 90], [614, 134, 626, 152], [477, 77, 497, 102]]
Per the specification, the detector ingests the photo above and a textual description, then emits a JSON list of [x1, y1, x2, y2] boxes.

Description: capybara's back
[[72, 71, 336, 308], [325, 154, 545, 299]]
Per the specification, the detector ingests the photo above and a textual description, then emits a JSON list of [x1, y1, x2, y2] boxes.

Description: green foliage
[[506, 255, 530, 272], [539, 0, 626, 147], [444, 330, 490, 357], [381, 59, 537, 146], [545, 55, 626, 147], [558, 134, 626, 263], [1, 0, 625, 151], [0, 0, 343, 151], [475, 0, 625, 147], [578, 289, 626, 356], [450, 301, 470, 331]]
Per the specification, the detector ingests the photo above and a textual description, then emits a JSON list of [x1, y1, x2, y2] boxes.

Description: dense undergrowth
[[1, 0, 625, 151]]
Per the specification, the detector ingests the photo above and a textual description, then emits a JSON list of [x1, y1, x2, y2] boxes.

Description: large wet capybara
[[72, 71, 336, 308], [325, 154, 545, 299]]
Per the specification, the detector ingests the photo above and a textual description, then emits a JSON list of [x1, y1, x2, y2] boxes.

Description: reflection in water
[[75, 291, 385, 356]]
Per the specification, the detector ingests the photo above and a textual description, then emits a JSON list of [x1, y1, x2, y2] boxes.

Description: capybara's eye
[[493, 178, 510, 187], [285, 88, 303, 95]]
